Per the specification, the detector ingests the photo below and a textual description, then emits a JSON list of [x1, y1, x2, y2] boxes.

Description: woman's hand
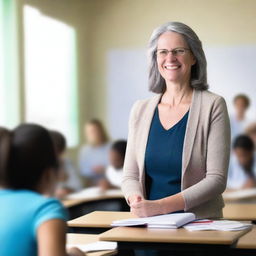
[[130, 193, 185, 217], [130, 199, 164, 217], [128, 195, 142, 205]]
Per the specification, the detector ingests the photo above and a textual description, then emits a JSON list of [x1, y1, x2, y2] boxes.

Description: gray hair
[[148, 21, 208, 93]]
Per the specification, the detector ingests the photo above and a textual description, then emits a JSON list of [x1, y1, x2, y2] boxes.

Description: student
[[99, 140, 127, 190], [50, 130, 82, 198], [227, 135, 256, 190], [0, 124, 84, 256], [245, 122, 256, 150], [230, 94, 251, 141], [78, 119, 110, 186]]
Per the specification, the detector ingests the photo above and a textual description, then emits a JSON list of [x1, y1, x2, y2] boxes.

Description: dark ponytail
[[0, 128, 12, 187], [0, 124, 58, 191]]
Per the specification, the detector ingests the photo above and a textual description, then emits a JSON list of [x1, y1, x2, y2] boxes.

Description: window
[[23, 6, 78, 147], [0, 0, 20, 128]]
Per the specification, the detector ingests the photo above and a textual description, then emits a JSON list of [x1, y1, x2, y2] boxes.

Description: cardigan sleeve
[[181, 96, 231, 211], [121, 101, 144, 203]]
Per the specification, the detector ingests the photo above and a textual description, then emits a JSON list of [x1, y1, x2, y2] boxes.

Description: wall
[[20, 0, 256, 151], [85, 0, 256, 125]]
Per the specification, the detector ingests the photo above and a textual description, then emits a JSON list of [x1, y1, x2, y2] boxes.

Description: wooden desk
[[99, 227, 249, 245], [99, 227, 249, 255], [223, 189, 256, 203], [62, 188, 124, 208], [63, 199, 85, 208], [223, 203, 256, 221], [69, 211, 253, 254], [67, 233, 116, 256], [68, 206, 256, 227], [68, 211, 134, 228], [62, 189, 127, 220], [236, 226, 256, 249]]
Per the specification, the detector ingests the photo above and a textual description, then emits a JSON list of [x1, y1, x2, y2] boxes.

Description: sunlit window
[[23, 6, 78, 147], [0, 0, 20, 128]]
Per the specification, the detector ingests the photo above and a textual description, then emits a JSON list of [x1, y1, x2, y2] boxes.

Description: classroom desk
[[68, 211, 134, 228], [62, 188, 124, 208], [63, 199, 86, 208], [69, 211, 253, 255], [223, 203, 256, 221], [69, 202, 256, 229], [99, 226, 249, 255], [67, 233, 117, 256], [223, 189, 256, 203], [228, 226, 256, 256], [62, 188, 128, 220], [68, 211, 134, 233], [236, 226, 256, 249]]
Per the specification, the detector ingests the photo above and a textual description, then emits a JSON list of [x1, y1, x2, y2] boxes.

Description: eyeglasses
[[156, 47, 190, 57]]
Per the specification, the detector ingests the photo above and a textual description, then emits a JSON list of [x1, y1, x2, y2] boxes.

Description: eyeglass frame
[[155, 47, 191, 57]]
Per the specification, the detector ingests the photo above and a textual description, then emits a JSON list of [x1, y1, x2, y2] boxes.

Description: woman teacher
[[122, 22, 230, 219]]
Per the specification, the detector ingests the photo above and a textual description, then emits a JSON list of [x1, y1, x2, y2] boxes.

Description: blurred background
[[1, 0, 256, 193]]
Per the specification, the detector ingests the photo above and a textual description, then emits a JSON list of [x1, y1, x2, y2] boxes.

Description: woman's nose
[[166, 51, 177, 62]]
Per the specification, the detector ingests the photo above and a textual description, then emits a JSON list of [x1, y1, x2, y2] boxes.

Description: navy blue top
[[145, 107, 189, 200]]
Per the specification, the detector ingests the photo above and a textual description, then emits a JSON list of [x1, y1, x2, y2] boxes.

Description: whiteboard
[[107, 46, 256, 140]]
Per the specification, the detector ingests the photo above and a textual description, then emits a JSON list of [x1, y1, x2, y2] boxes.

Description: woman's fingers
[[128, 195, 142, 205]]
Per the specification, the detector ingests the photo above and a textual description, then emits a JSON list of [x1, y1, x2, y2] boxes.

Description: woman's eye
[[177, 49, 185, 54]]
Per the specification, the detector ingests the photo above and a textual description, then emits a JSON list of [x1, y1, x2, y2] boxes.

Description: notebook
[[67, 241, 117, 252], [111, 212, 196, 229]]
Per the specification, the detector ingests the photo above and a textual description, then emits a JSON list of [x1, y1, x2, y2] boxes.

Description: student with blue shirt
[[0, 124, 84, 256]]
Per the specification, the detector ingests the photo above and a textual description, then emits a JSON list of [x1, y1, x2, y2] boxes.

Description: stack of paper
[[184, 219, 252, 231], [112, 212, 196, 229], [67, 241, 117, 252]]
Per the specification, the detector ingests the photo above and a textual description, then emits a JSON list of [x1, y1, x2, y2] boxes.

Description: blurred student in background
[[78, 119, 110, 186], [230, 94, 251, 141], [227, 135, 256, 190], [50, 130, 82, 199], [245, 122, 256, 150], [99, 140, 127, 190], [0, 124, 84, 256]]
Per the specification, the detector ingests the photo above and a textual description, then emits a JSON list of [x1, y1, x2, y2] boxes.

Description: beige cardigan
[[122, 89, 231, 218]]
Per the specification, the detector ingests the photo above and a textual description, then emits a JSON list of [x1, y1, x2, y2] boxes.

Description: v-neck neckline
[[156, 107, 189, 132]]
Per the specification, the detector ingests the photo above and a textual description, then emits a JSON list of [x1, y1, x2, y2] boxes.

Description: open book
[[111, 212, 196, 229]]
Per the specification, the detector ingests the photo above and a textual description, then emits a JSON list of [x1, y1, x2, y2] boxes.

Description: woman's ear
[[191, 55, 196, 65]]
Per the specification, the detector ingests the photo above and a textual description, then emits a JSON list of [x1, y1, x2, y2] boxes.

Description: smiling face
[[234, 148, 253, 169], [156, 31, 196, 85], [84, 123, 102, 145]]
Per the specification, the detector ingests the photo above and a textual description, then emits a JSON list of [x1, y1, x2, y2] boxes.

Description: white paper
[[184, 220, 252, 231], [67, 241, 117, 252]]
